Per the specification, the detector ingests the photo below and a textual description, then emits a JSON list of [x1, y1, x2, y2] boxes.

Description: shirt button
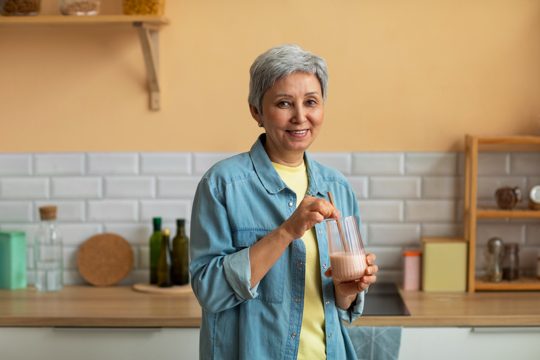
[[288, 201, 294, 207], [325, 300, 330, 305], [291, 332, 297, 338], [322, 263, 327, 270]]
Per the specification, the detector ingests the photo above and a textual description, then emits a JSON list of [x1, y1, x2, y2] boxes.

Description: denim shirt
[[190, 135, 365, 360]]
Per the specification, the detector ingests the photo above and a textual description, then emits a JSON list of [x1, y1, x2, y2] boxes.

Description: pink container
[[403, 249, 422, 291]]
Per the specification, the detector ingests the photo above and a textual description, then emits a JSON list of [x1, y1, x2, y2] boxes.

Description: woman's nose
[[291, 105, 307, 124]]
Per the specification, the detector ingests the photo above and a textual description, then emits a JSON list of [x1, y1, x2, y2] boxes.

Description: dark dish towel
[[347, 326, 402, 360]]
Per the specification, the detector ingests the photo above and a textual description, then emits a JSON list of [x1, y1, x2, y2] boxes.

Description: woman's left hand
[[325, 253, 378, 309]]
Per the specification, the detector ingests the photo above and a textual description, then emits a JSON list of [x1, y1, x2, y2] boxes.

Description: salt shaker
[[486, 237, 503, 282]]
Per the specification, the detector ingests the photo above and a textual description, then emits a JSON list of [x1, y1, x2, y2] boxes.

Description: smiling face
[[250, 72, 324, 166]]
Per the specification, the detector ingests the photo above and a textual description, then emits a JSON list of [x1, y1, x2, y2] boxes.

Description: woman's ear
[[249, 105, 263, 127]]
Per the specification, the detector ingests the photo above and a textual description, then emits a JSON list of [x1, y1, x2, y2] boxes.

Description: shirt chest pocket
[[233, 230, 285, 303]]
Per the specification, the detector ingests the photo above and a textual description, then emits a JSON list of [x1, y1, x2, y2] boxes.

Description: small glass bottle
[[34, 206, 63, 292], [149, 217, 162, 284], [486, 237, 503, 282], [502, 243, 520, 281], [157, 228, 172, 287], [171, 219, 189, 285]]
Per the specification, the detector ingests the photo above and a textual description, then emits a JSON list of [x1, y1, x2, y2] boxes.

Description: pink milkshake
[[330, 251, 367, 282]]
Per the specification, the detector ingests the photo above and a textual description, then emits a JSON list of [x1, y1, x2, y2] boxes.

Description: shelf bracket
[[133, 22, 160, 111]]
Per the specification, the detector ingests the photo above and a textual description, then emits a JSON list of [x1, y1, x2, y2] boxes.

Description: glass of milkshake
[[326, 216, 367, 282]]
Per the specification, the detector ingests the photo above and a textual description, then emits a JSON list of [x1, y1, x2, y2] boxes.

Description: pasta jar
[[59, 0, 100, 16], [0, 0, 41, 16], [402, 249, 422, 291], [123, 0, 165, 15]]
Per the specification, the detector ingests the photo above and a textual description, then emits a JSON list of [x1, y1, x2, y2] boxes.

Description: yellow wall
[[1, 0, 540, 152]]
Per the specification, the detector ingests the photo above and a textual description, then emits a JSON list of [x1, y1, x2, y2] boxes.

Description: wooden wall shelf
[[0, 15, 169, 111], [464, 135, 540, 293]]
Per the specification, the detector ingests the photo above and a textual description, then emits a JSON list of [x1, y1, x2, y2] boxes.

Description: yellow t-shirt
[[272, 161, 326, 360]]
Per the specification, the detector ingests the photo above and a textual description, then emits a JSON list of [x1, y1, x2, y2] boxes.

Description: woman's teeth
[[288, 130, 308, 136]]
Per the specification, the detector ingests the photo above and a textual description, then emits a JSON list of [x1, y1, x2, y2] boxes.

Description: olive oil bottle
[[157, 228, 172, 287], [149, 217, 162, 284], [171, 219, 189, 285]]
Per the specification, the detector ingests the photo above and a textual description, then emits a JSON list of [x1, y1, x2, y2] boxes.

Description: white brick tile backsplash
[[0, 178, 49, 199], [64, 270, 85, 285], [141, 153, 191, 175], [104, 223, 152, 245], [405, 153, 458, 175], [405, 200, 458, 222], [367, 224, 421, 246], [52, 177, 102, 198], [352, 153, 403, 175], [194, 153, 236, 175], [140, 200, 191, 221], [88, 153, 139, 175], [64, 245, 78, 270], [1, 150, 538, 285], [0, 154, 32, 176], [362, 246, 402, 270], [35, 201, 85, 222], [139, 247, 150, 269], [369, 177, 421, 199], [57, 223, 103, 246], [0, 201, 33, 222], [346, 177, 368, 199], [510, 153, 540, 175], [526, 225, 540, 245], [422, 177, 462, 199], [358, 200, 403, 222], [34, 154, 85, 175], [421, 223, 463, 238], [476, 223, 525, 246], [477, 153, 510, 175], [477, 176, 527, 199], [88, 201, 138, 222], [105, 177, 155, 198], [158, 177, 201, 198], [311, 153, 351, 175]]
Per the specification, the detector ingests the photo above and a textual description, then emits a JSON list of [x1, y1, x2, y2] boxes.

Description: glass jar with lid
[[59, 0, 100, 16], [0, 0, 41, 16], [122, 0, 165, 15], [502, 243, 520, 281]]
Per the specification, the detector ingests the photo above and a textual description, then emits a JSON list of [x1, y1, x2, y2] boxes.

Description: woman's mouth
[[286, 129, 309, 138]]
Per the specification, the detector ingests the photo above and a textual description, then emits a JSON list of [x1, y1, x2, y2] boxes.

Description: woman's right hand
[[280, 196, 339, 241]]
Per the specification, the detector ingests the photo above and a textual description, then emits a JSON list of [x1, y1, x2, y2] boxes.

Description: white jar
[[59, 0, 100, 16]]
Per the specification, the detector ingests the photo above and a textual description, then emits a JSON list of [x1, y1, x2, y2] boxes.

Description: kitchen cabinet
[[0, 15, 168, 111], [0, 327, 199, 360], [464, 135, 540, 292], [400, 327, 540, 360]]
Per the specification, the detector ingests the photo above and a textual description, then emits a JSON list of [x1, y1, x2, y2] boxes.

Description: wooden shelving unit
[[0, 15, 169, 111], [464, 135, 540, 292]]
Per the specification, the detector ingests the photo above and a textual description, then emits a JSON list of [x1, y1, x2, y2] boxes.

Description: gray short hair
[[248, 44, 328, 114]]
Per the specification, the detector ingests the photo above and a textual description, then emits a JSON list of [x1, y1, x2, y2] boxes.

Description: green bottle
[[171, 219, 189, 285], [149, 217, 162, 284], [157, 228, 173, 288]]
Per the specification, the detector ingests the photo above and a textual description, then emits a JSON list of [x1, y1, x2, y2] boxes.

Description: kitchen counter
[[1, 286, 540, 328]]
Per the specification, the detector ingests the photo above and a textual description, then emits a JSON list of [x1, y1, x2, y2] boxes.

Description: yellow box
[[422, 237, 467, 292]]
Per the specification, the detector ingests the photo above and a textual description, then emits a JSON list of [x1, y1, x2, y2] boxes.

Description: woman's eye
[[306, 99, 318, 106], [277, 101, 291, 108]]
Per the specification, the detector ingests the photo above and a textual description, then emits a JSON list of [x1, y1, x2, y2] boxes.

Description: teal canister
[[0, 231, 27, 289]]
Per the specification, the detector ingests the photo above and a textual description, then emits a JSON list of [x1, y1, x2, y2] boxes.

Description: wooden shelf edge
[[475, 277, 540, 291], [467, 135, 540, 146], [477, 208, 540, 219], [0, 15, 169, 26]]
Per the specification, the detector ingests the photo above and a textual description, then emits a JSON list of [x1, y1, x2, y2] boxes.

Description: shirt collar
[[249, 134, 327, 197]]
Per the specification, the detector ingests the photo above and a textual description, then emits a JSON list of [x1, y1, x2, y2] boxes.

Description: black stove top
[[362, 282, 410, 316]]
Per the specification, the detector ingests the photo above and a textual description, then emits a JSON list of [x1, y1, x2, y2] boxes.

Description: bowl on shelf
[[0, 0, 41, 16], [59, 0, 100, 16]]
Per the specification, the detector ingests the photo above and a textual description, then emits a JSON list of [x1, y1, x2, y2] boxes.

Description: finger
[[366, 253, 377, 265], [364, 265, 378, 276], [361, 275, 377, 286]]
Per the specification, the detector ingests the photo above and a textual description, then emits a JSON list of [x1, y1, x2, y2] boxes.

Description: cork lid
[[39, 206, 57, 221]]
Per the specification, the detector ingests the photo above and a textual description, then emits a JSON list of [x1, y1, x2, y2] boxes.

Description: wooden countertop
[[1, 286, 540, 328]]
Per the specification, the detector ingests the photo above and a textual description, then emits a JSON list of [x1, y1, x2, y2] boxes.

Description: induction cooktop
[[362, 282, 410, 316]]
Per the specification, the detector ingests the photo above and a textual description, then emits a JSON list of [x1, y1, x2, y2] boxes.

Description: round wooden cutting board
[[77, 233, 134, 286]]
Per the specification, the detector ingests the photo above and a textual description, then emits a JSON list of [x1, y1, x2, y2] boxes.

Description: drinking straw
[[327, 192, 350, 252]]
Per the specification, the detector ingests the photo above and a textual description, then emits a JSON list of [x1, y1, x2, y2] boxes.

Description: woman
[[190, 44, 378, 359]]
